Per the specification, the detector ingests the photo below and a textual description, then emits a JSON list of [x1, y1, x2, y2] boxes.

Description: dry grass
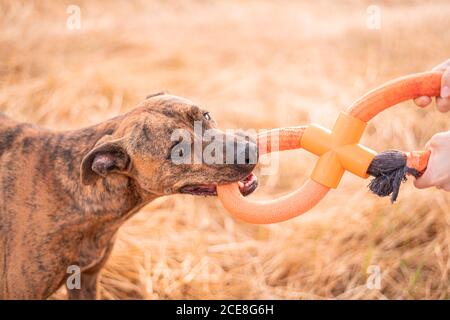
[[1, 0, 449, 299]]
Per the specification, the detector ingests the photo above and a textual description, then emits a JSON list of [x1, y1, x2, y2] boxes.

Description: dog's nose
[[235, 141, 258, 170]]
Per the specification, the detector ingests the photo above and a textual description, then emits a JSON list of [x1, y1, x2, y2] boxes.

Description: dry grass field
[[1, 0, 449, 299]]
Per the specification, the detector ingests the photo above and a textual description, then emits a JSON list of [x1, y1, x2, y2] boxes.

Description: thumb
[[440, 67, 450, 98], [435, 67, 450, 112], [413, 142, 433, 189], [414, 167, 433, 189]]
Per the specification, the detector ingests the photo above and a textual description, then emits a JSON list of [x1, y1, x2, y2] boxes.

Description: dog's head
[[80, 93, 258, 197]]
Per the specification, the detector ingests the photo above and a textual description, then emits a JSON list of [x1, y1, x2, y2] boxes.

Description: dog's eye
[[203, 112, 211, 121]]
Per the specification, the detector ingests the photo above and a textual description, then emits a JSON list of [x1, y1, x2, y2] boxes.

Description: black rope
[[366, 150, 421, 203]]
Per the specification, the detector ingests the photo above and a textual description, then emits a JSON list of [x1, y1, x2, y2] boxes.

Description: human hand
[[414, 59, 450, 112], [414, 131, 450, 191]]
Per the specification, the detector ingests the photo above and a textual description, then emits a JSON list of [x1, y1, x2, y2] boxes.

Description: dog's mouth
[[179, 173, 258, 197]]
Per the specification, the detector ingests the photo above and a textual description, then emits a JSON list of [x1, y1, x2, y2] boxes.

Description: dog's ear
[[80, 138, 131, 185]]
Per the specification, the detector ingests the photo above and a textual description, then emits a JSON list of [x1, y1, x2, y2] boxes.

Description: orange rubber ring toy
[[217, 71, 443, 224]]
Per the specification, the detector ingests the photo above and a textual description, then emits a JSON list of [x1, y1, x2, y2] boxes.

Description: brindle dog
[[0, 93, 258, 299]]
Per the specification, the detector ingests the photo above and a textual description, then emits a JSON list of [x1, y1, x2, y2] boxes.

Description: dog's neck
[[46, 117, 157, 228]]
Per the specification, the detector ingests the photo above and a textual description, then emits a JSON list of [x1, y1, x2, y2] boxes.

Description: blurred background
[[1, 0, 449, 299]]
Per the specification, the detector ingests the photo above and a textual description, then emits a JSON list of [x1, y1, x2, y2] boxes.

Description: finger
[[441, 66, 450, 96], [442, 183, 450, 192], [413, 142, 435, 189], [434, 67, 450, 113], [414, 169, 434, 189], [432, 59, 450, 71], [414, 96, 432, 107], [436, 97, 450, 112]]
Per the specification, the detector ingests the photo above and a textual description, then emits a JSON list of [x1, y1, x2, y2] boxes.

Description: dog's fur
[[0, 94, 256, 299]]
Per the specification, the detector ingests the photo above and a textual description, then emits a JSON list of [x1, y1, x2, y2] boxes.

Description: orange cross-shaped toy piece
[[301, 112, 377, 188]]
